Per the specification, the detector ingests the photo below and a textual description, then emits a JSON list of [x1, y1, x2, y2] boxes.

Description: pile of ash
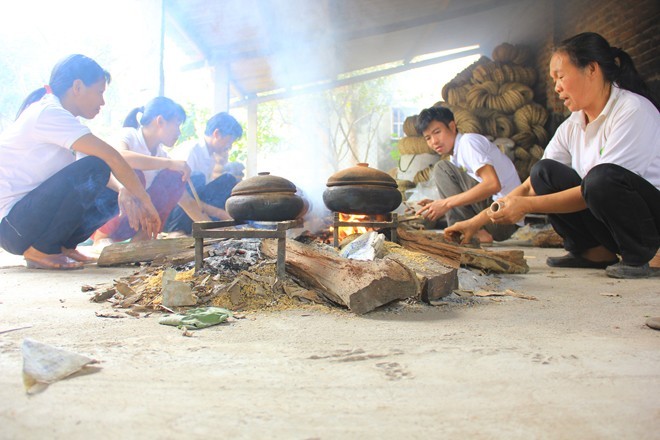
[[178, 238, 262, 274]]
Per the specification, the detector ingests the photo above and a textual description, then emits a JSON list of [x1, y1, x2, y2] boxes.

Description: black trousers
[[0, 156, 118, 255], [163, 173, 237, 234], [530, 159, 660, 265]]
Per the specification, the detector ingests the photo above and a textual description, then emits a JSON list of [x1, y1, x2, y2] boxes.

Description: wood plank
[[98, 238, 195, 266], [397, 228, 529, 274]]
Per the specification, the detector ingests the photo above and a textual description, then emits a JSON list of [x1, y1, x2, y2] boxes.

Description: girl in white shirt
[[93, 97, 206, 243], [0, 54, 160, 270], [446, 32, 659, 279]]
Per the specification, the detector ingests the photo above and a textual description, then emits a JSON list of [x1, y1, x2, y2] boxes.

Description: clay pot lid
[[230, 172, 297, 196], [326, 163, 398, 188]]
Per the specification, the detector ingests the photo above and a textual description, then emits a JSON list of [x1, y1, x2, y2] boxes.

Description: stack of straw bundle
[[438, 42, 550, 180]]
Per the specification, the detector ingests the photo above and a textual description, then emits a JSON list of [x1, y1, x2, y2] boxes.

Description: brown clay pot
[[323, 163, 402, 214], [226, 172, 306, 221]]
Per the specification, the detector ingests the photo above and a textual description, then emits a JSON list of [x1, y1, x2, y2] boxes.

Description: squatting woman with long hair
[[0, 54, 160, 269]]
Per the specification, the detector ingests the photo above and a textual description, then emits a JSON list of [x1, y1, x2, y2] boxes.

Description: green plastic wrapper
[[159, 307, 232, 329]]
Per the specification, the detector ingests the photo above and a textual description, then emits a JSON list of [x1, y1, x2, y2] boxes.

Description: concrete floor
[[0, 244, 658, 440]]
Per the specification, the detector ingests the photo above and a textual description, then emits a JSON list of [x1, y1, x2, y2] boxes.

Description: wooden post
[[194, 236, 204, 273]]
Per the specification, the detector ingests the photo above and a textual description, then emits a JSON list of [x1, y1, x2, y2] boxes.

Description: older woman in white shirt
[[446, 32, 659, 279]]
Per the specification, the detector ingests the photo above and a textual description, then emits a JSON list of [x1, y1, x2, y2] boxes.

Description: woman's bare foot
[[581, 245, 618, 263], [131, 229, 156, 242], [23, 247, 84, 270], [475, 229, 494, 244], [90, 230, 115, 254], [61, 247, 98, 263], [91, 238, 115, 255]]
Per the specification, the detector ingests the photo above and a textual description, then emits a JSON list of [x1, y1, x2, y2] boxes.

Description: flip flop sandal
[[61, 247, 99, 264], [66, 254, 98, 264], [25, 259, 84, 270]]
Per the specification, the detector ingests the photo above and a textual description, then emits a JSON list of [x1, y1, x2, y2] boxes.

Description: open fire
[[329, 212, 398, 247], [331, 213, 372, 241]]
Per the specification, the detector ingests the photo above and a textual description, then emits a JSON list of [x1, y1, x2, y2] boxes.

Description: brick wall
[[534, 0, 659, 133]]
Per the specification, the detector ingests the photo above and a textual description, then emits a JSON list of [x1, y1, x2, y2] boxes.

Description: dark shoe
[[546, 252, 618, 269], [605, 262, 651, 279]]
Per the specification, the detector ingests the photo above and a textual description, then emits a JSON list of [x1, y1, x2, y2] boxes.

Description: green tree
[[232, 100, 285, 163], [178, 102, 211, 144]]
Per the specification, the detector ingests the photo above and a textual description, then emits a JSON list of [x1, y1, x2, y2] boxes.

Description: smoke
[[201, 1, 549, 231], [254, 96, 336, 232], [244, 1, 346, 231]]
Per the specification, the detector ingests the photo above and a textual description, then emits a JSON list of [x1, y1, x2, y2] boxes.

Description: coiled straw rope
[[398, 136, 434, 155], [466, 81, 533, 114], [403, 115, 418, 137]]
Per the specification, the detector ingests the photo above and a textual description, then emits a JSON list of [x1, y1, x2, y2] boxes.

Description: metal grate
[[192, 219, 303, 279]]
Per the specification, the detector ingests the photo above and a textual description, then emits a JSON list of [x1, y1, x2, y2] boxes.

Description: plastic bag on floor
[[21, 338, 100, 394], [159, 307, 232, 330]]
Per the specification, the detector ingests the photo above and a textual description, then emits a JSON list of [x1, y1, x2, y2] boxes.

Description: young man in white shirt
[[164, 112, 243, 234], [415, 106, 521, 242]]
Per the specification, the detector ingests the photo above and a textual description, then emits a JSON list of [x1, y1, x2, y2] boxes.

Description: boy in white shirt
[[164, 112, 243, 234], [415, 106, 521, 242]]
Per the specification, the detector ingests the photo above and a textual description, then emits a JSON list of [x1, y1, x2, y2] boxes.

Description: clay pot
[[323, 163, 402, 214], [226, 172, 306, 221]]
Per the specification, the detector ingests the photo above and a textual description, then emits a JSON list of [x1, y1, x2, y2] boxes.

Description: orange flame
[[331, 213, 372, 241]]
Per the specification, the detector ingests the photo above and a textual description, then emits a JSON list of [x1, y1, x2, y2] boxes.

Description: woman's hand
[[168, 159, 192, 182], [487, 196, 527, 224], [444, 218, 481, 245], [118, 188, 161, 238], [416, 198, 451, 222]]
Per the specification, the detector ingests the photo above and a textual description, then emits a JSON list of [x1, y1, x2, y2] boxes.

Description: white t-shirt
[[116, 127, 168, 188], [0, 94, 91, 219], [543, 86, 660, 189], [450, 132, 521, 201], [168, 138, 214, 184]]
